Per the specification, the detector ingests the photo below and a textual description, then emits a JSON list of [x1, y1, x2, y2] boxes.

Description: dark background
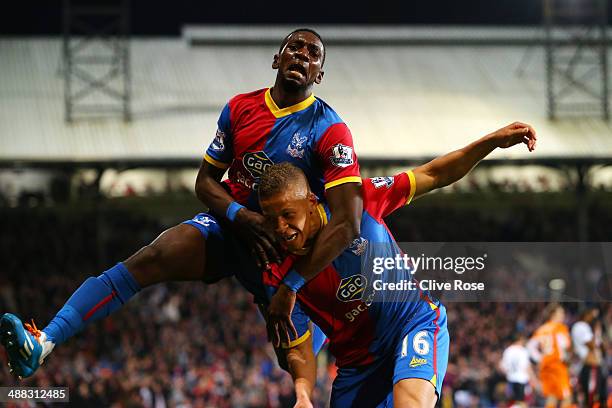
[[0, 0, 557, 36]]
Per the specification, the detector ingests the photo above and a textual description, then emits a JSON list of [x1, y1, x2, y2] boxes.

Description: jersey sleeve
[[362, 171, 417, 220], [314, 123, 361, 190], [204, 103, 233, 169]]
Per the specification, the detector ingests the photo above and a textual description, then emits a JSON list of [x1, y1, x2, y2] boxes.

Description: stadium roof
[[1, 32, 612, 163]]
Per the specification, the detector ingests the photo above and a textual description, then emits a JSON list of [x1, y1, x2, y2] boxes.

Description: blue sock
[[43, 263, 141, 345]]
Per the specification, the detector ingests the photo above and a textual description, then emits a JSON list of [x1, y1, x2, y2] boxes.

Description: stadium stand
[[2, 36, 612, 161]]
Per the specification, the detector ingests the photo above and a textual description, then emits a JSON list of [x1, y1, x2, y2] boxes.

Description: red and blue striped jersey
[[264, 172, 439, 367], [204, 88, 361, 210]]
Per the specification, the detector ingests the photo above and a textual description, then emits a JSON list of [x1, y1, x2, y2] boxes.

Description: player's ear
[[314, 70, 324, 84], [272, 54, 280, 70], [308, 192, 318, 207]]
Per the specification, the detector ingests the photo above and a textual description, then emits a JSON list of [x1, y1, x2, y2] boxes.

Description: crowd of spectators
[[443, 303, 611, 407], [0, 203, 609, 407]]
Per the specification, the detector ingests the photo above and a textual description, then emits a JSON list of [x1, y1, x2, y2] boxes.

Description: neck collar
[[265, 88, 316, 118]]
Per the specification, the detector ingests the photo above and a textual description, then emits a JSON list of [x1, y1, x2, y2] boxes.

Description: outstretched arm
[[411, 122, 537, 198], [268, 122, 536, 345]]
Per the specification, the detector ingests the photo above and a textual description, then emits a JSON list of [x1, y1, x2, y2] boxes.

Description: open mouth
[[287, 63, 307, 77], [283, 232, 299, 242]]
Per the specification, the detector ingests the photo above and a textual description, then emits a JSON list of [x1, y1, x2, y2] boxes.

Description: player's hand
[[294, 380, 314, 408], [489, 121, 537, 152], [234, 207, 282, 268], [267, 285, 298, 347], [293, 396, 314, 408]]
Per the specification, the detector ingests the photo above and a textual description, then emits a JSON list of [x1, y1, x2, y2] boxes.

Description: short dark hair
[[258, 163, 307, 200], [279, 28, 326, 66], [578, 307, 598, 321]]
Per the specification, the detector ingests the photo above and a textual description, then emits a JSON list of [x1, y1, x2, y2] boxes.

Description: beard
[[279, 73, 309, 93]]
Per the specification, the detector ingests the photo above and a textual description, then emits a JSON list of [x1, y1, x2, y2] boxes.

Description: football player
[[1, 29, 362, 393], [260, 121, 537, 407], [528, 304, 573, 408]]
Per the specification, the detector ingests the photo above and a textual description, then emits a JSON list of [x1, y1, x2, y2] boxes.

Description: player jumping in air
[[258, 121, 537, 407], [1, 29, 363, 390]]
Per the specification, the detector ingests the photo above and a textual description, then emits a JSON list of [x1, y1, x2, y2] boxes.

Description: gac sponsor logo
[[336, 274, 367, 302], [409, 356, 427, 368], [344, 291, 375, 322], [235, 170, 258, 190], [243, 151, 274, 179]]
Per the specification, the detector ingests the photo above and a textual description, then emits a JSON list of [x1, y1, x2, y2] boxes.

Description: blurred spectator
[[499, 334, 535, 407]]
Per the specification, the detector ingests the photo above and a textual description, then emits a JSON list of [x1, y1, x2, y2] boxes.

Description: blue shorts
[[331, 303, 449, 408], [183, 212, 267, 303]]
